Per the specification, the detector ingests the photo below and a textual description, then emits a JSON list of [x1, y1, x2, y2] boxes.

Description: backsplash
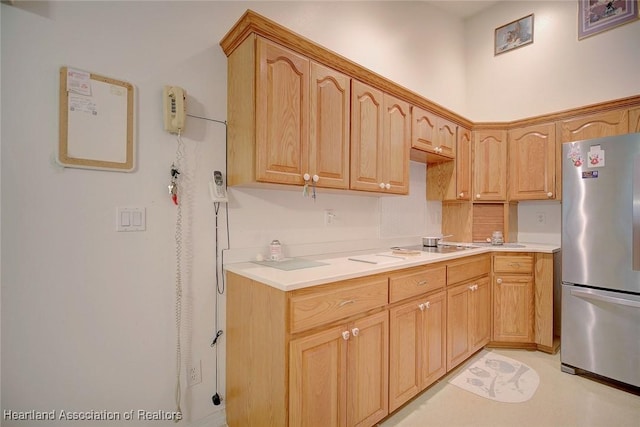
[[224, 161, 436, 263]]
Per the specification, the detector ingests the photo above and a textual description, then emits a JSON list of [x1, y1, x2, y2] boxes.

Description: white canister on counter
[[269, 240, 283, 261]]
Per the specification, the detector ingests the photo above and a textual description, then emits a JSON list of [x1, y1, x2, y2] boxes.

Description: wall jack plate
[[187, 359, 202, 386]]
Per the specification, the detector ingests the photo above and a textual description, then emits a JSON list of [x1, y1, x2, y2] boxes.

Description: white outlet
[[187, 359, 202, 386], [324, 209, 336, 226], [536, 212, 546, 224]]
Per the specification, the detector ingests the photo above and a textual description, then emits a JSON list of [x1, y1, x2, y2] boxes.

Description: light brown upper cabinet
[[226, 36, 351, 189], [426, 126, 471, 201], [351, 80, 410, 194], [456, 127, 472, 200], [309, 62, 351, 189], [411, 106, 456, 160], [473, 129, 507, 201], [557, 108, 629, 143], [630, 107, 640, 132], [508, 123, 557, 201]]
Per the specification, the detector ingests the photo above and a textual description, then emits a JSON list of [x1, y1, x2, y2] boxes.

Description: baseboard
[[187, 407, 227, 427]]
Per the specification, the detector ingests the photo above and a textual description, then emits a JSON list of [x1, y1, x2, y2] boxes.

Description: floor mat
[[449, 350, 540, 403]]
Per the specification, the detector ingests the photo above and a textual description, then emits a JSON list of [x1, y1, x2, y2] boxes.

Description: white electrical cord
[[174, 132, 185, 422]]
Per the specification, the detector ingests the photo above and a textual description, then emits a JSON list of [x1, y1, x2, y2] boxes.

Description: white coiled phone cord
[[174, 133, 185, 421]]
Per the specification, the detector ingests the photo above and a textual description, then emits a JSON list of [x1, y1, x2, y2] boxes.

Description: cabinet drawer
[[447, 255, 490, 286], [494, 255, 533, 274], [289, 277, 388, 334], [389, 265, 446, 303]]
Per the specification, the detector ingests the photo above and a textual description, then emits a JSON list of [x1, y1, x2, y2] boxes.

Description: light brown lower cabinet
[[389, 290, 446, 411], [289, 310, 389, 427], [226, 250, 555, 426], [492, 253, 535, 343], [446, 276, 491, 371], [489, 252, 560, 353]]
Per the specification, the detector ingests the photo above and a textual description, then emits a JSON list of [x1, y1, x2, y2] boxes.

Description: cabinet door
[[289, 324, 348, 427], [456, 127, 472, 200], [473, 129, 507, 201], [350, 80, 384, 192], [347, 311, 389, 427], [630, 107, 640, 133], [411, 106, 455, 159], [382, 94, 410, 194], [508, 123, 557, 201], [557, 109, 629, 143], [309, 62, 350, 189], [419, 291, 447, 389], [470, 276, 491, 352], [437, 118, 456, 159], [446, 283, 471, 371], [389, 291, 446, 412], [256, 37, 310, 185], [411, 106, 438, 153], [493, 275, 535, 343], [389, 300, 421, 411]]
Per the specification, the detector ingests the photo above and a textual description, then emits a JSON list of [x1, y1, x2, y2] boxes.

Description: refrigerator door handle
[[571, 288, 640, 309], [634, 156, 640, 271]]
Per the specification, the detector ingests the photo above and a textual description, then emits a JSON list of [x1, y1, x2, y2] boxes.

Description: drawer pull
[[468, 284, 478, 291], [339, 299, 355, 307], [509, 262, 521, 268], [342, 331, 350, 340], [417, 280, 428, 286], [351, 327, 360, 337]]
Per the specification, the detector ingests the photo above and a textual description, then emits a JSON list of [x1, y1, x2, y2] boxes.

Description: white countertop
[[224, 242, 560, 292]]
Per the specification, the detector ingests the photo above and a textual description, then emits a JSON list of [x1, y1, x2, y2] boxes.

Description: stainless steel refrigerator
[[561, 133, 640, 388]]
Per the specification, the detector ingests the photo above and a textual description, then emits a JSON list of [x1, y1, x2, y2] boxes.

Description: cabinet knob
[[379, 183, 385, 189], [342, 331, 350, 340], [424, 301, 431, 309], [385, 183, 391, 190], [418, 303, 425, 311], [351, 327, 359, 337], [476, 193, 481, 199], [313, 174, 319, 183], [469, 284, 478, 291], [303, 173, 311, 181], [547, 192, 553, 198], [458, 192, 464, 198], [496, 278, 503, 284]]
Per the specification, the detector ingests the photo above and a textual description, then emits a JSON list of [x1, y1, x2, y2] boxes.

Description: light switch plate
[[117, 207, 146, 232]]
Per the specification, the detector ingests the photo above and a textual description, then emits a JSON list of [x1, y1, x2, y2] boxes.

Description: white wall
[[465, 0, 640, 121], [2, 1, 639, 425], [0, 2, 463, 426], [465, 0, 640, 244]]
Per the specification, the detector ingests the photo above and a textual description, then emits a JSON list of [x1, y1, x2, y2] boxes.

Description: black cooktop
[[392, 244, 475, 254]]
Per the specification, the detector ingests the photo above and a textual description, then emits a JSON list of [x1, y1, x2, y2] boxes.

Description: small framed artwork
[[578, 0, 639, 40], [495, 14, 534, 55]]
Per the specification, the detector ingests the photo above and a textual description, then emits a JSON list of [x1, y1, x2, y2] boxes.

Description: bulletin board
[[58, 67, 135, 171]]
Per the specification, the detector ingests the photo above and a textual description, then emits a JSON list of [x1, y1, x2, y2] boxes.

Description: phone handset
[[163, 86, 186, 134], [209, 170, 228, 203]]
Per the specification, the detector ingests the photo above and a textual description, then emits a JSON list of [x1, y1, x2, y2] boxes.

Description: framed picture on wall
[[578, 0, 640, 40], [494, 14, 534, 55]]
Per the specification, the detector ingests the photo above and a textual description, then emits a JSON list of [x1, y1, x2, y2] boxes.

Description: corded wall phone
[[163, 86, 186, 134], [209, 171, 228, 203]]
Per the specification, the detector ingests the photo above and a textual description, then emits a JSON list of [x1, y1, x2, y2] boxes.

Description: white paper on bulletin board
[[59, 67, 135, 171]]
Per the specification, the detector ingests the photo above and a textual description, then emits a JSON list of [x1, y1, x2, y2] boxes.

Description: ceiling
[[427, 1, 500, 19]]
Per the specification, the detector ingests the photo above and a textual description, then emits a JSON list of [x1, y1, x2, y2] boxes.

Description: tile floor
[[379, 348, 640, 427]]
